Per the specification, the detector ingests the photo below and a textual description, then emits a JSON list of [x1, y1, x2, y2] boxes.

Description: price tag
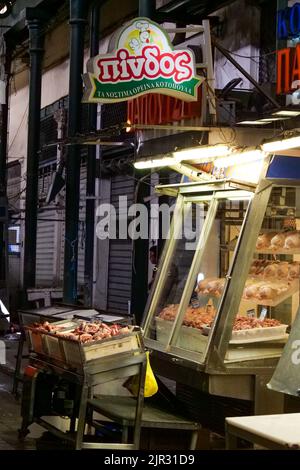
[[247, 309, 255, 318], [259, 307, 268, 320], [191, 298, 200, 308]]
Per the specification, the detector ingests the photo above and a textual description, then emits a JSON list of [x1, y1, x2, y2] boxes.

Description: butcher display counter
[[142, 158, 300, 422]]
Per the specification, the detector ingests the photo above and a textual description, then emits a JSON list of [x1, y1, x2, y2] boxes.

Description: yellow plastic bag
[[124, 351, 158, 398]]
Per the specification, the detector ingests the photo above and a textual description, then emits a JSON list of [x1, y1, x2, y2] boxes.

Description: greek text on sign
[[83, 17, 204, 104]]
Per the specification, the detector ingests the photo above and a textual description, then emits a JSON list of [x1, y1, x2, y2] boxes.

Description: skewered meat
[[270, 233, 285, 250], [284, 231, 300, 249]]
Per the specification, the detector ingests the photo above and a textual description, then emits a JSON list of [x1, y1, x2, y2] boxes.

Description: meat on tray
[[231, 316, 281, 331], [32, 321, 64, 333], [31, 321, 130, 344], [158, 301, 216, 329], [158, 304, 283, 332]]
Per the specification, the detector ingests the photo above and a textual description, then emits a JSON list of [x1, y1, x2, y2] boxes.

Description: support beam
[[63, 0, 88, 304], [84, 2, 100, 307], [23, 15, 44, 292], [0, 36, 11, 307]]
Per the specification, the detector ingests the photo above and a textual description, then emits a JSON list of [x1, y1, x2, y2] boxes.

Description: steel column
[[23, 18, 44, 291], [130, 0, 157, 322], [0, 37, 11, 306], [63, 0, 88, 304], [139, 0, 155, 17], [84, 3, 100, 307]]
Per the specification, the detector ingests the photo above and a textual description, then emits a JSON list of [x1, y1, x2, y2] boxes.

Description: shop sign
[[83, 17, 203, 104], [277, 3, 300, 40], [276, 45, 300, 95], [127, 91, 202, 126]]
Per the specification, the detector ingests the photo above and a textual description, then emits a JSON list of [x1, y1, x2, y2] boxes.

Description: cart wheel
[[18, 428, 30, 441]]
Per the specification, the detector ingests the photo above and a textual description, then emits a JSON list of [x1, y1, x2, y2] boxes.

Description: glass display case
[[143, 170, 300, 383]]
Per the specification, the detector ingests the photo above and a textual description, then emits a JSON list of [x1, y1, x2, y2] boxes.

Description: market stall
[[142, 153, 300, 428], [19, 318, 147, 449]]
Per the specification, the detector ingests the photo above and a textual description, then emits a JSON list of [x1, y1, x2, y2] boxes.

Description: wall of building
[[213, 0, 261, 91]]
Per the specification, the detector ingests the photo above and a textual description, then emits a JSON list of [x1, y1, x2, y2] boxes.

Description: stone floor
[[0, 372, 37, 450]]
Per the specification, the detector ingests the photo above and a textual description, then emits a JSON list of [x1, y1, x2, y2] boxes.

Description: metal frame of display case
[[142, 156, 300, 412]]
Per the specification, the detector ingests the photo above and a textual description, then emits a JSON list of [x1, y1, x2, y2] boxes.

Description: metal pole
[[63, 0, 88, 304], [212, 37, 281, 109], [139, 0, 155, 17], [0, 37, 11, 307], [130, 0, 157, 322], [23, 18, 44, 291], [84, 3, 100, 307]]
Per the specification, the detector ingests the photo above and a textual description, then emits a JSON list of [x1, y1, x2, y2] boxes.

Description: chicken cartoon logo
[[83, 17, 204, 104], [129, 21, 151, 55]]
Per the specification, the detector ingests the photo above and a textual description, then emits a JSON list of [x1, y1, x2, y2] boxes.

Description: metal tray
[[25, 320, 142, 367]]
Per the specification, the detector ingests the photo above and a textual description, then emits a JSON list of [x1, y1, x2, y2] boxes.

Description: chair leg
[[190, 430, 199, 450], [12, 336, 24, 396], [75, 384, 89, 450], [122, 426, 129, 443]]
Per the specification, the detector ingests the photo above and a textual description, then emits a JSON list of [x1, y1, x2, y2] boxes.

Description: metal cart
[[19, 321, 147, 450]]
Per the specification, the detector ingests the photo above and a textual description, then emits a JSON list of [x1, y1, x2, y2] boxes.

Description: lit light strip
[[214, 149, 266, 168], [173, 144, 232, 162], [134, 156, 177, 169], [237, 120, 272, 125], [272, 110, 300, 117], [262, 135, 300, 153]]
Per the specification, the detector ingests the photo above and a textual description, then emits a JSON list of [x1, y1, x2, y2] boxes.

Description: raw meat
[[270, 233, 285, 250], [256, 233, 276, 250], [284, 231, 300, 249]]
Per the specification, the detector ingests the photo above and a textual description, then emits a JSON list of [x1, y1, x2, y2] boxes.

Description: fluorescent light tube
[[134, 156, 177, 169], [174, 144, 231, 162], [262, 135, 300, 152], [214, 149, 266, 168]]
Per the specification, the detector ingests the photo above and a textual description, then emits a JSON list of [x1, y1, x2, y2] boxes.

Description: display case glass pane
[[225, 186, 300, 363], [144, 199, 210, 346], [170, 196, 251, 361]]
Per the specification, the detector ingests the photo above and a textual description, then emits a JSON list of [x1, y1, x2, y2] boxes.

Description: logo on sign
[[83, 17, 203, 104]]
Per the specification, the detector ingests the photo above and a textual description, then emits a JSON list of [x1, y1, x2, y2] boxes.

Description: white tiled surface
[[226, 413, 300, 446]]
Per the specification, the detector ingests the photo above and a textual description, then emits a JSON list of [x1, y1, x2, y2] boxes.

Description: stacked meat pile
[[231, 316, 281, 331], [32, 321, 129, 344], [256, 231, 300, 251], [159, 301, 216, 329], [249, 259, 300, 281]]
